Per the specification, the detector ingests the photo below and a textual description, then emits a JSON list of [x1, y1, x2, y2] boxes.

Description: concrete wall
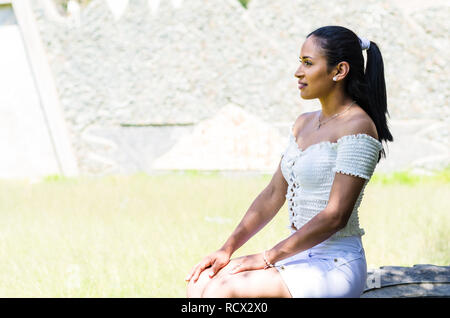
[[0, 3, 61, 178], [5, 0, 449, 176]]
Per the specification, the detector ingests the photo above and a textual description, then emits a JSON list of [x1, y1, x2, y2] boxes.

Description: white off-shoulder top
[[280, 130, 383, 238]]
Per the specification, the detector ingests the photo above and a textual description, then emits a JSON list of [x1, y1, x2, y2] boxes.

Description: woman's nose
[[295, 65, 304, 78]]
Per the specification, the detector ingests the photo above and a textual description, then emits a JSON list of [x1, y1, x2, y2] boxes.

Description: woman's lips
[[298, 83, 307, 89]]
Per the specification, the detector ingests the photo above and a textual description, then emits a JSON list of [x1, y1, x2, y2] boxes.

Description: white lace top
[[281, 131, 383, 238]]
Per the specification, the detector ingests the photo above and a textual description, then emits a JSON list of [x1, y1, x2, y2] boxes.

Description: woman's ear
[[333, 61, 350, 81]]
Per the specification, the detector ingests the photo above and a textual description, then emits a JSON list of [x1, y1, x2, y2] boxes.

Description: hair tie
[[358, 36, 370, 50]]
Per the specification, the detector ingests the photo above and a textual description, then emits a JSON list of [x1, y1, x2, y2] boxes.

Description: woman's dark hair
[[307, 26, 393, 162]]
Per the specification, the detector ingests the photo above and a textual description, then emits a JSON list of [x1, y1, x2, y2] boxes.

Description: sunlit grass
[[0, 168, 448, 297]]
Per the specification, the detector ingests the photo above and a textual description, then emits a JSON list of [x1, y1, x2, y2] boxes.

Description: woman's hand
[[185, 249, 232, 282], [228, 253, 267, 275]]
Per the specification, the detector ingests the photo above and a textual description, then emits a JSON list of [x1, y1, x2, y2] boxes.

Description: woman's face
[[295, 36, 335, 99]]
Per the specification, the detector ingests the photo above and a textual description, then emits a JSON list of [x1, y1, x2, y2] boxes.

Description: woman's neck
[[319, 90, 354, 119]]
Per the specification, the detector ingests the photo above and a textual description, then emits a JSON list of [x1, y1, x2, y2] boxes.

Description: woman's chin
[[299, 91, 313, 100]]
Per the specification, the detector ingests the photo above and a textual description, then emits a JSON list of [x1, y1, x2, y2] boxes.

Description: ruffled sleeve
[[332, 134, 383, 180]]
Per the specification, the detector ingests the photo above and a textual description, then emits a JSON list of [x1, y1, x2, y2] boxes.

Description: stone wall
[[29, 0, 449, 175]]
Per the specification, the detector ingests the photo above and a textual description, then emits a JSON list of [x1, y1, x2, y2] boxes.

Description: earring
[[333, 76, 338, 82]]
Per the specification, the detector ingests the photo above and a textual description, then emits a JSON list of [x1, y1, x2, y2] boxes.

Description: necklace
[[317, 101, 356, 130]]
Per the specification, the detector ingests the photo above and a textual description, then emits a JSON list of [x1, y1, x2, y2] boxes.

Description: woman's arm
[[227, 172, 367, 276], [221, 162, 287, 255], [186, 160, 288, 281], [219, 161, 288, 256], [219, 113, 312, 257]]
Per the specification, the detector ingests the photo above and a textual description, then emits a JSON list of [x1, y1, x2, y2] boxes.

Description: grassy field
[[0, 168, 448, 297]]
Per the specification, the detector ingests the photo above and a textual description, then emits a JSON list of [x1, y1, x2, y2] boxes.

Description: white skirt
[[274, 234, 367, 298]]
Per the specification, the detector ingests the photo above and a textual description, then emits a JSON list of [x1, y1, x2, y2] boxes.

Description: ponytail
[[364, 41, 393, 161]]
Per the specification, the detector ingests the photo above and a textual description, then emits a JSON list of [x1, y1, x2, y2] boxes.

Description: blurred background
[[1, 0, 449, 177], [0, 0, 448, 297]]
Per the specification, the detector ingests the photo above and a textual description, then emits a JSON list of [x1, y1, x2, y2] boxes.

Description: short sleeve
[[332, 134, 383, 180]]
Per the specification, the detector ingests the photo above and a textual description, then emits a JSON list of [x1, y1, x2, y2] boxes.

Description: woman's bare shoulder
[[292, 111, 319, 135], [342, 108, 379, 140]]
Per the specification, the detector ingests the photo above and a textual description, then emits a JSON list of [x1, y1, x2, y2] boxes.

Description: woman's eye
[[299, 59, 312, 66]]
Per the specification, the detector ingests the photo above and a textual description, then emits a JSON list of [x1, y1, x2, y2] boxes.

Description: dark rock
[[362, 264, 450, 298]]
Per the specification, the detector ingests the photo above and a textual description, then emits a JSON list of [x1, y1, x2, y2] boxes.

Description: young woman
[[185, 25, 393, 298]]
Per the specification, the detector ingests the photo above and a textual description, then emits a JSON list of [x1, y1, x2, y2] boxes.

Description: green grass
[[0, 168, 448, 297], [371, 166, 450, 185]]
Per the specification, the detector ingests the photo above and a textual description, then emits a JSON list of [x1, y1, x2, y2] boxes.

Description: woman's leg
[[197, 260, 291, 298], [186, 259, 242, 297], [187, 258, 292, 298], [186, 266, 215, 298]]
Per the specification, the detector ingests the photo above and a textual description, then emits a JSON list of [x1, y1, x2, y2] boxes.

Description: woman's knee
[[201, 275, 237, 298], [186, 268, 214, 298], [186, 279, 201, 298]]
